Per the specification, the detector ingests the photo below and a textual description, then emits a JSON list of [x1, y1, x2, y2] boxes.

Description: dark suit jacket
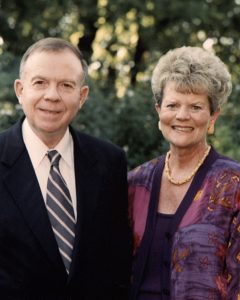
[[0, 118, 132, 300]]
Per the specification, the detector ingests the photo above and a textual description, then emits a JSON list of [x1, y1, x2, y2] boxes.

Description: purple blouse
[[139, 213, 173, 300], [128, 147, 240, 300]]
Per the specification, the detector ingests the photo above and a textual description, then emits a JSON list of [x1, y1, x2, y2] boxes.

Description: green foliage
[[210, 85, 240, 162], [0, 0, 239, 168], [0, 51, 20, 103], [0, 104, 23, 131], [73, 82, 168, 168]]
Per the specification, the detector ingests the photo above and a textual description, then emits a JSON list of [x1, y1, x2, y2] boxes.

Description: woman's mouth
[[172, 126, 194, 132]]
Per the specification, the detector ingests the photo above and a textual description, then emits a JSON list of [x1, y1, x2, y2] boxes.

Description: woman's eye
[[166, 104, 177, 108]]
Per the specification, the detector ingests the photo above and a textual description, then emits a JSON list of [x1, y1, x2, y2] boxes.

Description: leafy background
[[0, 0, 239, 168]]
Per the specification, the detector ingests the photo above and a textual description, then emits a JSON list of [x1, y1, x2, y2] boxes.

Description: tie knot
[[47, 150, 61, 166]]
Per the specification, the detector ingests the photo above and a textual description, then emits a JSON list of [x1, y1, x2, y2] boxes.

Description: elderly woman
[[128, 46, 240, 300]]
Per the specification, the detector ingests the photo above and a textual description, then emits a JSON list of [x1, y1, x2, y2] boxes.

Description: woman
[[128, 46, 240, 300]]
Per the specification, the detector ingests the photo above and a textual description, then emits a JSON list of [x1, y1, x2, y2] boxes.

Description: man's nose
[[43, 85, 61, 101]]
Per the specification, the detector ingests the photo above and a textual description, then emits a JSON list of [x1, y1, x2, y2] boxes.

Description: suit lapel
[[68, 128, 102, 278], [2, 121, 104, 278], [1, 120, 65, 273]]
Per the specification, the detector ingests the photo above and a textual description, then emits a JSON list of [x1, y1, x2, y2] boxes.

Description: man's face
[[14, 49, 89, 147]]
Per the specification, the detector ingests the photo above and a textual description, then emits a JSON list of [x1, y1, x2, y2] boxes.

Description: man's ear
[[14, 79, 23, 104], [79, 85, 89, 109]]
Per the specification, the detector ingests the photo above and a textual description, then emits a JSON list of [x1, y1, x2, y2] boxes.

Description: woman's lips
[[172, 125, 194, 132]]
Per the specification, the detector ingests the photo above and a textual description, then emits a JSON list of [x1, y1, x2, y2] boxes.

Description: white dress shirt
[[22, 119, 77, 219]]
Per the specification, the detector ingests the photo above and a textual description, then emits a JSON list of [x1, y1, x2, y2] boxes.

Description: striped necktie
[[46, 150, 76, 273]]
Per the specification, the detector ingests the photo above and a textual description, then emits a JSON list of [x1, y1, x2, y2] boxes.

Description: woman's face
[[156, 82, 220, 150]]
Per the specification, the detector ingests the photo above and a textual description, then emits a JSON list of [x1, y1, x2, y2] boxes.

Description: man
[[0, 37, 132, 299]]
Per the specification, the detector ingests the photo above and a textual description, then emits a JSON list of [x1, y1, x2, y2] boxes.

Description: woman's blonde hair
[[151, 46, 232, 114]]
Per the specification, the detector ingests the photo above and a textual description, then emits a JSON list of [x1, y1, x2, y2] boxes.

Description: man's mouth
[[39, 108, 61, 114]]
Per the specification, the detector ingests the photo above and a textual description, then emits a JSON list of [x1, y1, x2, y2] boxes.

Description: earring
[[158, 121, 162, 131], [208, 123, 214, 135]]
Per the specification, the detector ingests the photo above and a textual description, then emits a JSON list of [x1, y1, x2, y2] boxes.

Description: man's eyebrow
[[30, 76, 77, 85], [30, 76, 45, 82]]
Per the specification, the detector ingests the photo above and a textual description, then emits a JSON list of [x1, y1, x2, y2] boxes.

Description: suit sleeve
[[110, 150, 133, 299]]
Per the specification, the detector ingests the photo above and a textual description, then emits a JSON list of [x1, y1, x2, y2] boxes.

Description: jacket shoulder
[[70, 128, 126, 167], [128, 156, 163, 189], [213, 154, 240, 176]]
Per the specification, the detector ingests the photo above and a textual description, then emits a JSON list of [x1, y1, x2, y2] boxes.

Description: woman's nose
[[176, 106, 190, 119]]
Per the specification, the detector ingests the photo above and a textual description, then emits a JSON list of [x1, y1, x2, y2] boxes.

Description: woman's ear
[[155, 103, 161, 116], [211, 108, 221, 126], [208, 108, 221, 135]]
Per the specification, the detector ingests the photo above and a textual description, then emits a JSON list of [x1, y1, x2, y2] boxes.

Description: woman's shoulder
[[215, 153, 240, 173], [209, 152, 240, 187], [128, 156, 164, 187]]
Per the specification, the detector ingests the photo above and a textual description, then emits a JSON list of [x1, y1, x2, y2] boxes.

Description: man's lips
[[38, 108, 62, 114], [172, 125, 194, 132]]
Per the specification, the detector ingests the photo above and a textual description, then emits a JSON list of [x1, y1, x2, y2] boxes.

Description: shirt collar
[[50, 128, 73, 168], [22, 119, 73, 169]]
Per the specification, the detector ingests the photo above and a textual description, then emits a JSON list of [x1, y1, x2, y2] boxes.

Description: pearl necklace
[[165, 146, 211, 185]]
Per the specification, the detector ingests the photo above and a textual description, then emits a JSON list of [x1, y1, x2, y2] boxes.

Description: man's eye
[[33, 81, 44, 86], [62, 83, 74, 89]]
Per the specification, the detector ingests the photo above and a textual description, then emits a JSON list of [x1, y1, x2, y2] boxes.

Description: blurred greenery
[[0, 0, 239, 168]]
